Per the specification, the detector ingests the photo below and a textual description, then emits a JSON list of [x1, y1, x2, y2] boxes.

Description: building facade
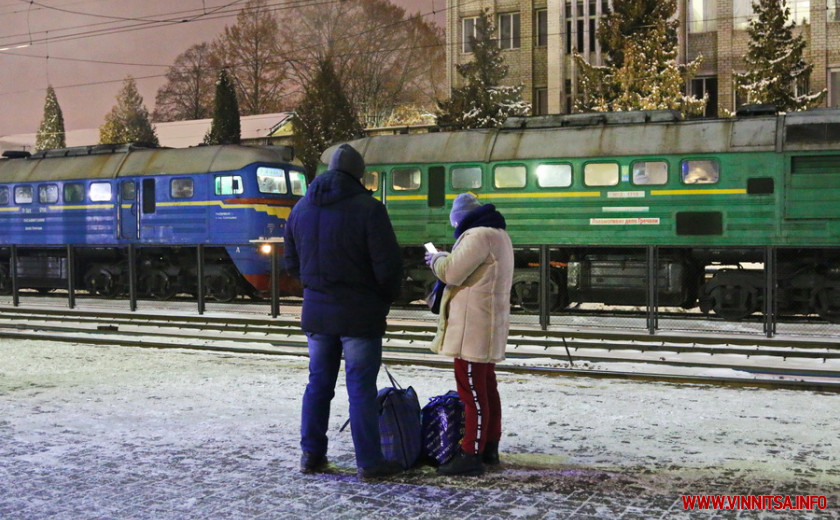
[[446, 0, 840, 116]]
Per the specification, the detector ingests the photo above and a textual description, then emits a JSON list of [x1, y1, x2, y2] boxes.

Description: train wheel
[[84, 266, 122, 298], [204, 271, 238, 303], [141, 269, 175, 300], [708, 284, 758, 321], [511, 281, 540, 312], [814, 286, 840, 323], [0, 264, 11, 295]]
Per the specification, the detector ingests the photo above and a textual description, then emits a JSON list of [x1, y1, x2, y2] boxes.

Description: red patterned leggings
[[454, 358, 502, 455]]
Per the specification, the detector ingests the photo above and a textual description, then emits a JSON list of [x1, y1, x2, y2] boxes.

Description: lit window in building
[[689, 0, 717, 32], [462, 17, 477, 53], [733, 0, 753, 29], [498, 13, 521, 50], [735, 0, 809, 29], [790, 0, 810, 25]]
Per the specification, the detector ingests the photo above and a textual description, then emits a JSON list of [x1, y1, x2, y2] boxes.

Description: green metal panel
[[786, 155, 840, 220]]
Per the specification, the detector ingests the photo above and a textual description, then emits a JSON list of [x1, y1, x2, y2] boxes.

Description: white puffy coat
[[429, 226, 514, 363]]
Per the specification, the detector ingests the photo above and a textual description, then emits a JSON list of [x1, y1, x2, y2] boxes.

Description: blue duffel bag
[[376, 367, 422, 469], [421, 390, 465, 466]]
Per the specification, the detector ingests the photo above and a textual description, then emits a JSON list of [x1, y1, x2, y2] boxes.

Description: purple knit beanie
[[450, 192, 482, 227]]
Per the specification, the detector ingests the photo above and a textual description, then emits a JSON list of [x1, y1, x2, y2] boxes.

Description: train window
[[536, 164, 572, 187], [681, 159, 719, 184], [121, 181, 136, 201], [257, 167, 288, 194], [392, 168, 421, 191], [362, 171, 380, 192], [215, 175, 244, 196], [171, 178, 194, 199], [63, 183, 84, 203], [452, 166, 482, 190], [90, 182, 113, 202], [14, 185, 33, 204], [584, 162, 619, 186], [0, 186, 8, 205], [290, 171, 307, 196], [38, 184, 59, 204], [632, 161, 668, 185], [494, 165, 526, 188]]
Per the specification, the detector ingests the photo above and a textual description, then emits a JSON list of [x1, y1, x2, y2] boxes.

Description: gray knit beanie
[[450, 192, 482, 227], [328, 144, 365, 179]]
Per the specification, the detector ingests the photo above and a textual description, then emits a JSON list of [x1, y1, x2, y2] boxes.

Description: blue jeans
[[300, 333, 384, 470]]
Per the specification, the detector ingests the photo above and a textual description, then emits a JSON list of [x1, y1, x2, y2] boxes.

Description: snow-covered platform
[[1, 340, 837, 519]]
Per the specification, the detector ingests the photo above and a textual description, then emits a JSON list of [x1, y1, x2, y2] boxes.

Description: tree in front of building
[[575, 0, 705, 117], [35, 85, 66, 151], [293, 57, 364, 179], [735, 0, 826, 112], [100, 76, 159, 146], [436, 9, 530, 130], [204, 70, 241, 145]]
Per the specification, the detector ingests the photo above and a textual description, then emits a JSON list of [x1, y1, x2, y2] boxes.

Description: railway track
[[0, 305, 838, 392]]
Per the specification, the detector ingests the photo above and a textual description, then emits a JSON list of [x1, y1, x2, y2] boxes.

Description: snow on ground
[[1, 339, 838, 519]]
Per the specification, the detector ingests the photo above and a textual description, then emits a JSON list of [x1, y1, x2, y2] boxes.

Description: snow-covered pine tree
[[35, 86, 66, 151], [99, 76, 160, 146], [293, 57, 364, 179], [575, 0, 705, 117], [735, 0, 825, 112], [204, 69, 241, 145], [436, 9, 530, 129]]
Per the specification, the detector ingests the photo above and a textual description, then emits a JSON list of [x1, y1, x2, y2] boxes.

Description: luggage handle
[[338, 364, 402, 433]]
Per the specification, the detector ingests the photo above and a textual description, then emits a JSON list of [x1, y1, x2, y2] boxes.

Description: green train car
[[321, 108, 840, 322]]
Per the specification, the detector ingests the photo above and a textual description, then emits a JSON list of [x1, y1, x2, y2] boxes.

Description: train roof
[[0, 144, 297, 183], [321, 108, 840, 166]]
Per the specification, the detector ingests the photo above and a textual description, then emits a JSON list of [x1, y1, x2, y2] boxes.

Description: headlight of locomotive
[[259, 243, 273, 255]]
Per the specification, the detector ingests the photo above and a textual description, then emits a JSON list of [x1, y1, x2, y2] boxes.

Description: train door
[[428, 166, 445, 208], [119, 180, 138, 239]]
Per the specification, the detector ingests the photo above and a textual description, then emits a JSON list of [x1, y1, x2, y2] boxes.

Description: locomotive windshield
[[257, 167, 288, 194]]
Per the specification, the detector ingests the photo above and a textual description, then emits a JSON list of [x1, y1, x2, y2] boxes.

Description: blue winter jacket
[[284, 169, 402, 337]]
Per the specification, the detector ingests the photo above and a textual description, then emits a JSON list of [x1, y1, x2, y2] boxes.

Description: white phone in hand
[[424, 242, 437, 253]]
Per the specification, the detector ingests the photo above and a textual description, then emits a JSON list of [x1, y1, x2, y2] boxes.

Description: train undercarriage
[[398, 246, 840, 324], [0, 246, 254, 303]]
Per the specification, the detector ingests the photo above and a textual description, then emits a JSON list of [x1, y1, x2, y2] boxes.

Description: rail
[[0, 306, 837, 393]]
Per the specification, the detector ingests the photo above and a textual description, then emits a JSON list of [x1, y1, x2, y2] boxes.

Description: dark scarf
[[430, 204, 506, 314], [454, 203, 506, 239]]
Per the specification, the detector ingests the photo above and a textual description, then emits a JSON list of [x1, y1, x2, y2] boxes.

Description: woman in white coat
[[425, 193, 514, 476]]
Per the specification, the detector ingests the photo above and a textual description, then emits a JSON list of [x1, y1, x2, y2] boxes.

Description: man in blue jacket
[[284, 143, 404, 479]]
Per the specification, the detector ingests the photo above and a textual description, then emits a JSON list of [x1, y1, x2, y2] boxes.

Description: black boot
[[437, 449, 484, 476], [482, 441, 500, 466], [300, 452, 328, 474]]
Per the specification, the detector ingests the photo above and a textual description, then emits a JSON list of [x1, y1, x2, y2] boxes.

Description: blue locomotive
[[0, 143, 306, 301]]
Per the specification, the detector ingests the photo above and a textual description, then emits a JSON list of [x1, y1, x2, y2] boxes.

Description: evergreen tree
[[99, 76, 159, 146], [436, 9, 530, 129], [575, 0, 705, 117], [598, 0, 678, 69], [35, 85, 66, 151], [204, 70, 241, 145], [293, 57, 364, 180], [735, 0, 825, 112]]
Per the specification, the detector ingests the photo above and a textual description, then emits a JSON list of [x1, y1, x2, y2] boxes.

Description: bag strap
[[383, 364, 402, 390], [339, 365, 400, 432]]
